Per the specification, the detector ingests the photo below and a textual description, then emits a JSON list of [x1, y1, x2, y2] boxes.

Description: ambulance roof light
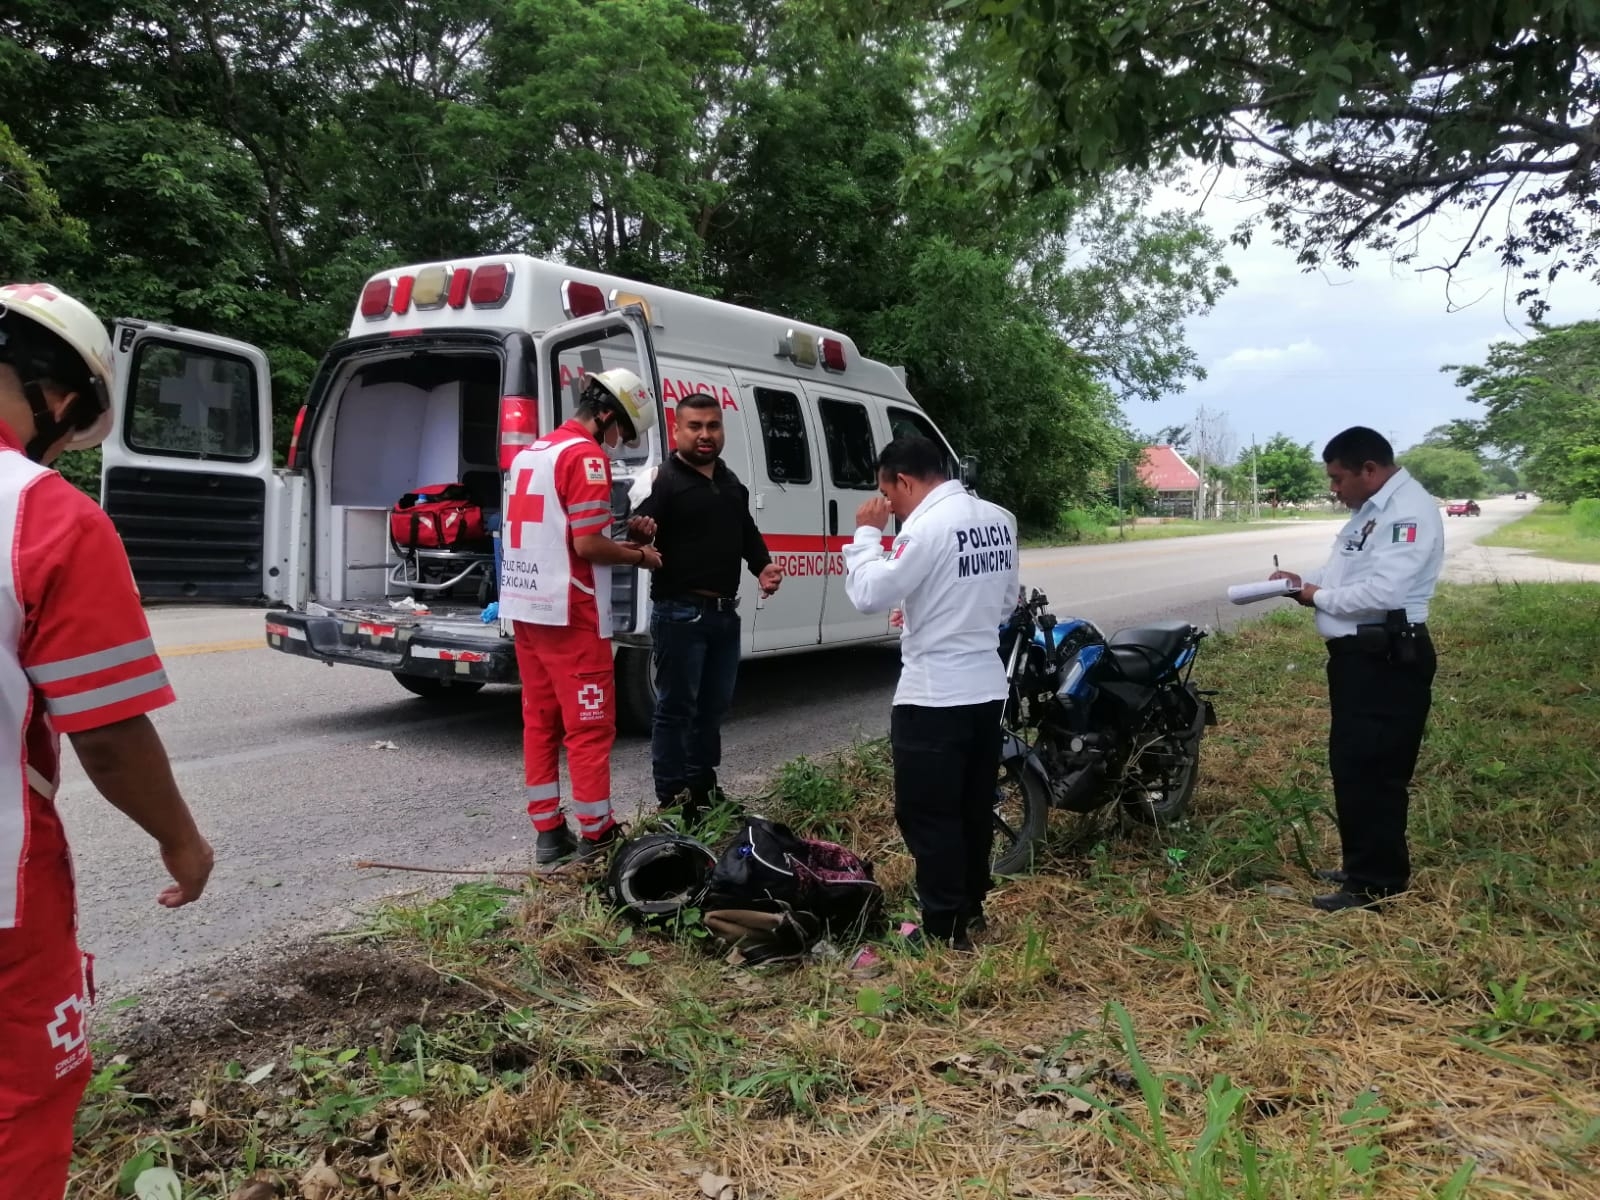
[[359, 277, 391, 319], [470, 263, 514, 308], [819, 337, 847, 372], [411, 266, 450, 310], [447, 267, 471, 309], [562, 280, 606, 319], [780, 329, 818, 368], [391, 273, 415, 316]]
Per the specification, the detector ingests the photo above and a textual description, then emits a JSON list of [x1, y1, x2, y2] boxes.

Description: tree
[[1238, 434, 1324, 504], [1447, 321, 1600, 503], [3, 0, 1230, 523], [844, 0, 1600, 316], [1398, 445, 1487, 499]]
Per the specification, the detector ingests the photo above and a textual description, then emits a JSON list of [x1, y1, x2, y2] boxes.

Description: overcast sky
[[1131, 167, 1600, 459]]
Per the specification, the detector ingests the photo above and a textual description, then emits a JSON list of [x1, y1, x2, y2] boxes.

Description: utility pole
[[1251, 434, 1259, 521], [1117, 459, 1127, 540], [1194, 404, 1207, 521]]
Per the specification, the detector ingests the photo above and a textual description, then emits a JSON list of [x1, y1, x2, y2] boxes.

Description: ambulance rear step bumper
[[263, 611, 518, 683]]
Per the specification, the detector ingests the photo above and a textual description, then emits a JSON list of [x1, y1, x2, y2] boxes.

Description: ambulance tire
[[614, 646, 657, 736], [393, 672, 486, 701]]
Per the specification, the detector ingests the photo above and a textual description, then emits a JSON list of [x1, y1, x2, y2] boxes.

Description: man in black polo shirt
[[627, 392, 782, 818]]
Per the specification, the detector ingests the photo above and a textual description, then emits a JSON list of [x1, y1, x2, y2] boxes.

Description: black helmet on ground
[[604, 832, 717, 922]]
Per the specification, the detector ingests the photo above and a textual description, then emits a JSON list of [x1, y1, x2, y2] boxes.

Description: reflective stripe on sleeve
[[45, 668, 171, 717], [569, 513, 612, 535], [566, 500, 611, 517], [26, 637, 158, 685]]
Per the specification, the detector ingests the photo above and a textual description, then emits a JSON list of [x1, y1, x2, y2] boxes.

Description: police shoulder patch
[[1391, 521, 1418, 544], [892, 537, 910, 560], [583, 456, 608, 484]]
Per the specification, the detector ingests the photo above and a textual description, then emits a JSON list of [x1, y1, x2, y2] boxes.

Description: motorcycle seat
[[1105, 622, 1194, 683]]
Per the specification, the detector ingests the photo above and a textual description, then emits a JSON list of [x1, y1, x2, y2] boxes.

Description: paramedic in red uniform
[[0, 282, 214, 1197], [499, 369, 661, 865]]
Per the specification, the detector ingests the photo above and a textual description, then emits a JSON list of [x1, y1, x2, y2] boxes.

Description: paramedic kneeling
[[626, 392, 782, 820], [0, 282, 214, 1198], [842, 436, 1019, 949], [499, 369, 662, 866], [1270, 426, 1443, 912]]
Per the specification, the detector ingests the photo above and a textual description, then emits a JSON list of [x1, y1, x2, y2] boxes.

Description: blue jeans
[[650, 599, 741, 805]]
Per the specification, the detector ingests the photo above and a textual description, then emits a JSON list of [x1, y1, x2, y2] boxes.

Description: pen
[[1273, 554, 1279, 572]]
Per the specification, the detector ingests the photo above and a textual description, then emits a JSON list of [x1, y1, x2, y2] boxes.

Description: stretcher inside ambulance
[[96, 255, 970, 732]]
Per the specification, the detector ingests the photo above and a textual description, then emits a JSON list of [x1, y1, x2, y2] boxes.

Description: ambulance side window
[[125, 340, 260, 461], [817, 398, 877, 490], [887, 406, 958, 477], [754, 388, 812, 485]]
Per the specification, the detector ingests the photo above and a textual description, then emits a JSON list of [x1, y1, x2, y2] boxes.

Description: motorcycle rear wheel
[[1119, 732, 1200, 826], [992, 751, 1050, 876]]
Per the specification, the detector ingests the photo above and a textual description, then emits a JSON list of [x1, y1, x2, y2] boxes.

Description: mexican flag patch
[[1392, 521, 1418, 543]]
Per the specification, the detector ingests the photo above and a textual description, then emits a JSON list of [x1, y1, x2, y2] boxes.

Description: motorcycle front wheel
[[991, 750, 1050, 876]]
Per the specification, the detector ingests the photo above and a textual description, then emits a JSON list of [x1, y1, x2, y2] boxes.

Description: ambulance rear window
[[755, 388, 812, 485]]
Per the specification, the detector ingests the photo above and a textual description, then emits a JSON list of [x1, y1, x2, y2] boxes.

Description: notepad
[[1227, 578, 1298, 605]]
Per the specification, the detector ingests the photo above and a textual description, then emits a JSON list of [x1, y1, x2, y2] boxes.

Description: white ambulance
[[97, 254, 973, 731]]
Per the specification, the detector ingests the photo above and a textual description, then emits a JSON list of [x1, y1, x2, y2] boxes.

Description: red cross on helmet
[[0, 282, 116, 456]]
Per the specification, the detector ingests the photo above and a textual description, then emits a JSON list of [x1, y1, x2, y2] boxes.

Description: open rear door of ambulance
[[525, 302, 663, 730], [100, 320, 303, 603]]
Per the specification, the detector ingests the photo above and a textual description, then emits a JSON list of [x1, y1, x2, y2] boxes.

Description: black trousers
[[1325, 632, 1437, 894], [890, 700, 1005, 940]]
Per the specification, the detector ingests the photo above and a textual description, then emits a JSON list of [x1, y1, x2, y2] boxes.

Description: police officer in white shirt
[[843, 436, 1020, 949], [1270, 427, 1443, 911]]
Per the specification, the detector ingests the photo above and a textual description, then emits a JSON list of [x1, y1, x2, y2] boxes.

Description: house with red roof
[[1136, 445, 1201, 516]]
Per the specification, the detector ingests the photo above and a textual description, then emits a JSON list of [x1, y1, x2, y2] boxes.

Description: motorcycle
[[991, 588, 1217, 874]]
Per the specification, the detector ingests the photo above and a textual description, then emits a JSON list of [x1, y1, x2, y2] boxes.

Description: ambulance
[[97, 254, 973, 732]]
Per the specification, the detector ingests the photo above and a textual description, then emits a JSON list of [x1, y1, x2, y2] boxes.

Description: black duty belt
[[657, 593, 739, 612]]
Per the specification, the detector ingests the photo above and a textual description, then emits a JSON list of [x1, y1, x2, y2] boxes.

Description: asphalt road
[[58, 497, 1537, 995]]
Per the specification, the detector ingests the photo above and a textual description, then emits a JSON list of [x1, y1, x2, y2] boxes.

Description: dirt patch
[[104, 941, 479, 1099]]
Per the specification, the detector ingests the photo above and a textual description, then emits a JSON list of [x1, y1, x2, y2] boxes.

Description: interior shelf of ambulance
[[312, 351, 501, 632]]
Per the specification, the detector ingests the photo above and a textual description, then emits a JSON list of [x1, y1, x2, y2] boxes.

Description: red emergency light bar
[[820, 337, 847, 371], [359, 263, 514, 320]]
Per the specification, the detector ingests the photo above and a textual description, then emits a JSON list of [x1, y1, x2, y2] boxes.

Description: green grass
[[1480, 500, 1600, 564], [74, 582, 1600, 1199]]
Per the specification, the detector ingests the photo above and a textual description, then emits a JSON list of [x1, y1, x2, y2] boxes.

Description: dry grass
[[73, 583, 1600, 1199]]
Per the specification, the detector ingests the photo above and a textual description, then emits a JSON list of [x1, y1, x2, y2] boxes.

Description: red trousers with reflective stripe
[[514, 621, 616, 838], [0, 851, 93, 1200]]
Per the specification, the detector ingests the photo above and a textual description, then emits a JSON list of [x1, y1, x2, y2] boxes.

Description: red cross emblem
[[506, 468, 545, 550], [47, 993, 86, 1053], [5, 283, 59, 303]]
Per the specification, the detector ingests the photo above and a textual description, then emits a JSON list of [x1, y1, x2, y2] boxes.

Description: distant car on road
[[1446, 500, 1481, 517], [1515, 491, 1528, 499]]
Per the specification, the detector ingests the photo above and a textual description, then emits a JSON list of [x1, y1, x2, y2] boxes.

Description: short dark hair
[[1322, 426, 1395, 471], [877, 435, 949, 483], [677, 392, 719, 414]]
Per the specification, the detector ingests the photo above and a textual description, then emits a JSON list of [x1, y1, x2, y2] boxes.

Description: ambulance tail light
[[561, 280, 606, 318], [499, 395, 538, 470], [470, 263, 514, 308], [820, 337, 847, 371], [448, 267, 472, 309], [359, 278, 391, 319], [286, 405, 308, 468]]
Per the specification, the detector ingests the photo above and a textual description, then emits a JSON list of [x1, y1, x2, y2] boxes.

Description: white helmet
[[0, 282, 116, 455], [584, 367, 656, 446]]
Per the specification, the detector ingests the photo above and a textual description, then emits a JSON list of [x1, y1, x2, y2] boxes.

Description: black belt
[[656, 593, 739, 612], [1327, 622, 1429, 653]]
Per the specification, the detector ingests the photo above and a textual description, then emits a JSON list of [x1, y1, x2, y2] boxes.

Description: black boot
[[573, 822, 623, 862], [535, 825, 577, 866], [1312, 867, 1348, 884]]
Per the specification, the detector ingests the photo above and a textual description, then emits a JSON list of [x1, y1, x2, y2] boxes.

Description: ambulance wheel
[[393, 672, 486, 701], [614, 646, 657, 737]]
